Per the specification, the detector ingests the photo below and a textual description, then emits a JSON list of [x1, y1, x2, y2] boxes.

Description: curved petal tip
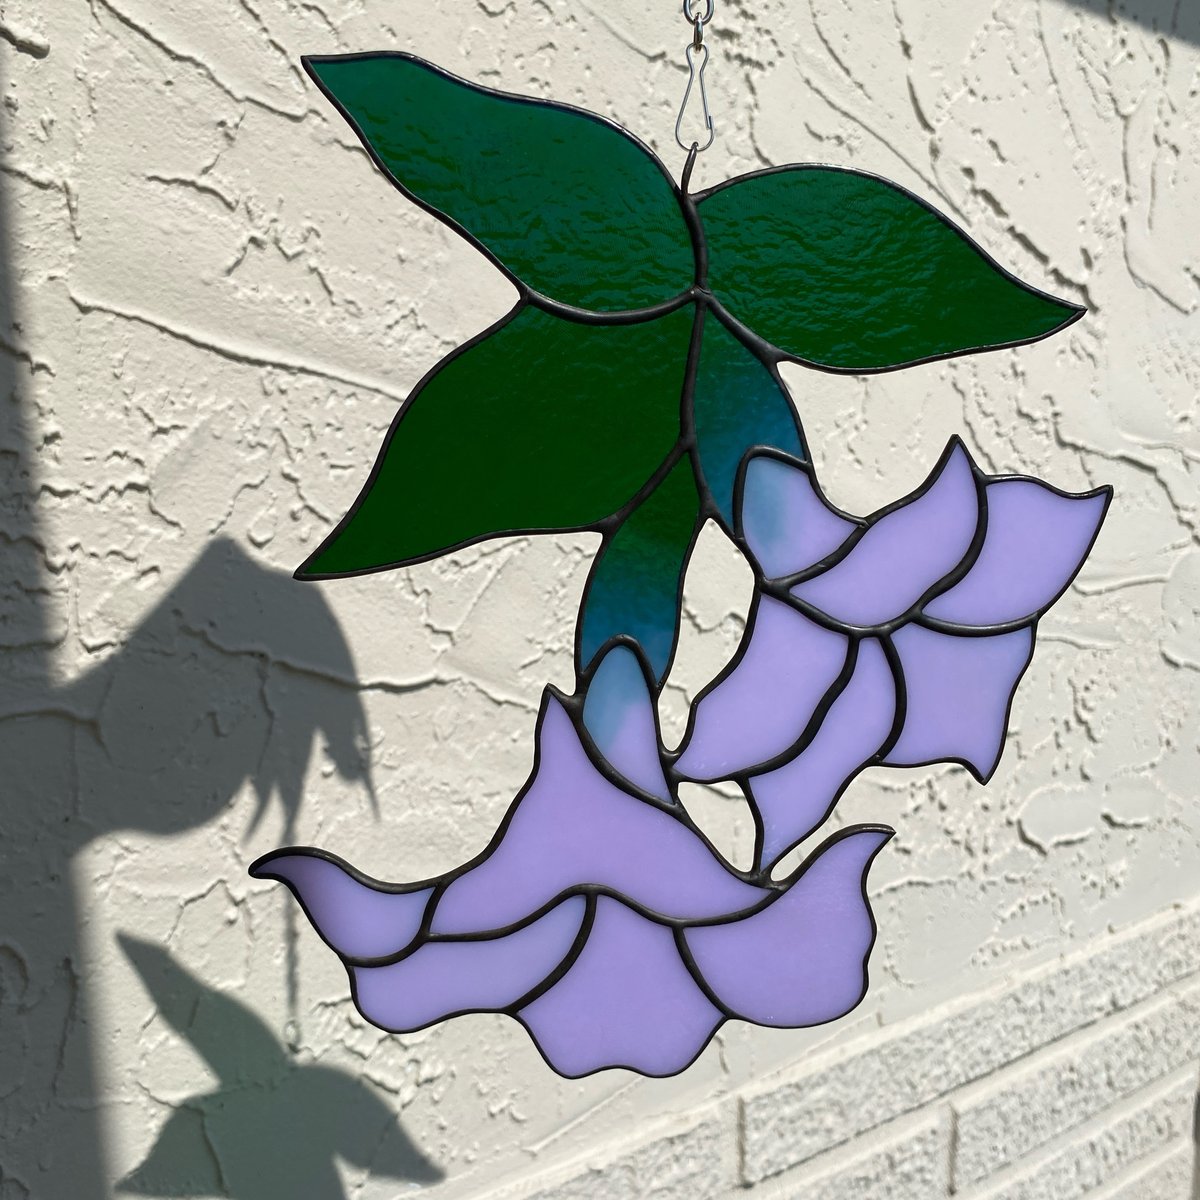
[[685, 826, 891, 1028], [251, 851, 433, 963]]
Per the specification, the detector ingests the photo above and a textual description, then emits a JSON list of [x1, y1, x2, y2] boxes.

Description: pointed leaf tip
[[698, 166, 1081, 371], [299, 306, 694, 578], [305, 53, 694, 313]]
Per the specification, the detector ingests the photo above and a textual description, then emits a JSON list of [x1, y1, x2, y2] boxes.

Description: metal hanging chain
[[675, 0, 716, 153]]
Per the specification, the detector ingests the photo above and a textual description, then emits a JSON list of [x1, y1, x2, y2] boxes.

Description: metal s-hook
[[674, 35, 715, 152]]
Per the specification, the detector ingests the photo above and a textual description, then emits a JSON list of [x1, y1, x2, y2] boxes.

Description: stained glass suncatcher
[[251, 52, 1112, 1078]]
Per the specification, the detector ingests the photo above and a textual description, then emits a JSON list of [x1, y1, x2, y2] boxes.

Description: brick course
[[503, 905, 1200, 1200]]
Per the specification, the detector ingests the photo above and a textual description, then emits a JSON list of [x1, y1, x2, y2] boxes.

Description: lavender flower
[[253, 668, 890, 1078], [675, 439, 1111, 866]]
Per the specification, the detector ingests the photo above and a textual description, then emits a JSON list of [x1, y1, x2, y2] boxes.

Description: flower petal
[[749, 638, 896, 866], [520, 898, 722, 1076], [351, 898, 587, 1032], [789, 441, 979, 628], [740, 453, 861, 580], [582, 644, 672, 801], [249, 852, 433, 963], [923, 480, 1109, 626], [684, 828, 890, 1026], [674, 597, 849, 782], [884, 623, 1034, 780], [431, 694, 766, 931]]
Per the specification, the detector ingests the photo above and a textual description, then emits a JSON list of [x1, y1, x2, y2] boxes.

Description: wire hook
[[674, 41, 715, 153]]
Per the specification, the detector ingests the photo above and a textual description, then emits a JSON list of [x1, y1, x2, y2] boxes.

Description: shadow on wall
[[55, 537, 376, 849], [0, 161, 440, 1196], [118, 937, 442, 1198], [1194, 1096, 1200, 1200], [1062, 0, 1199, 44]]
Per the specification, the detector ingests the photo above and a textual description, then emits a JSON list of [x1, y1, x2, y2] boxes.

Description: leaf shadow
[[0, 532, 395, 1196], [1059, 0, 1199, 45], [55, 536, 377, 849], [117, 936, 442, 1199]]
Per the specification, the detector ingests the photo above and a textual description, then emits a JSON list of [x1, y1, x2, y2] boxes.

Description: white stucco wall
[[1, 1, 1197, 1197]]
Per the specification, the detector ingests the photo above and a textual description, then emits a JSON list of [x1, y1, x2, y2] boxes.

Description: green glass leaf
[[306, 53, 695, 314], [692, 310, 804, 524], [579, 456, 701, 684], [697, 167, 1082, 371], [299, 305, 695, 578]]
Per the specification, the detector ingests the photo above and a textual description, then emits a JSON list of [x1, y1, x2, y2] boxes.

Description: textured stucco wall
[[1, 1, 1197, 1197]]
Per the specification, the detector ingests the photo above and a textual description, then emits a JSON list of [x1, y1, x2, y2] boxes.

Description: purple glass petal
[[674, 597, 849, 782], [923, 480, 1108, 626], [884, 623, 1033, 780], [520, 898, 722, 1076], [351, 897, 586, 1032], [582, 644, 672, 801], [684, 828, 890, 1026], [250, 854, 433, 962], [790, 441, 979, 627], [741, 454, 861, 580], [431, 696, 766, 933], [750, 638, 896, 866]]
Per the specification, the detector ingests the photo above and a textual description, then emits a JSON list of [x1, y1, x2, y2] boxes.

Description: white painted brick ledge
[[959, 1067, 1197, 1200], [494, 902, 1200, 1199]]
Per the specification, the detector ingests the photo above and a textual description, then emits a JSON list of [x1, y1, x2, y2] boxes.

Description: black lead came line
[[266, 49, 1112, 1080]]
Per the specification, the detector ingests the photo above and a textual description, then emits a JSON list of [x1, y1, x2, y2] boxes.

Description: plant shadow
[[118, 936, 443, 1198], [1060, 0, 1199, 44], [0, 533, 425, 1196], [0, 137, 437, 1194]]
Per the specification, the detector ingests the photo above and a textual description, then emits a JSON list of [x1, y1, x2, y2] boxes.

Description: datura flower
[[253, 674, 890, 1078], [675, 438, 1111, 866]]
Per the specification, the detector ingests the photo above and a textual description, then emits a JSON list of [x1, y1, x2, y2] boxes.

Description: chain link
[[675, 0, 715, 153]]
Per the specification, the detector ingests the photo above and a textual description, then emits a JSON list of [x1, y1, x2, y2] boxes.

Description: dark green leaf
[[698, 167, 1082, 371], [579, 456, 701, 683], [306, 53, 695, 313], [299, 305, 694, 578], [692, 310, 805, 523]]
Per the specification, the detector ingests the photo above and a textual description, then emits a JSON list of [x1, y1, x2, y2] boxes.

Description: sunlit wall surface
[[0, 1, 1196, 1196]]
